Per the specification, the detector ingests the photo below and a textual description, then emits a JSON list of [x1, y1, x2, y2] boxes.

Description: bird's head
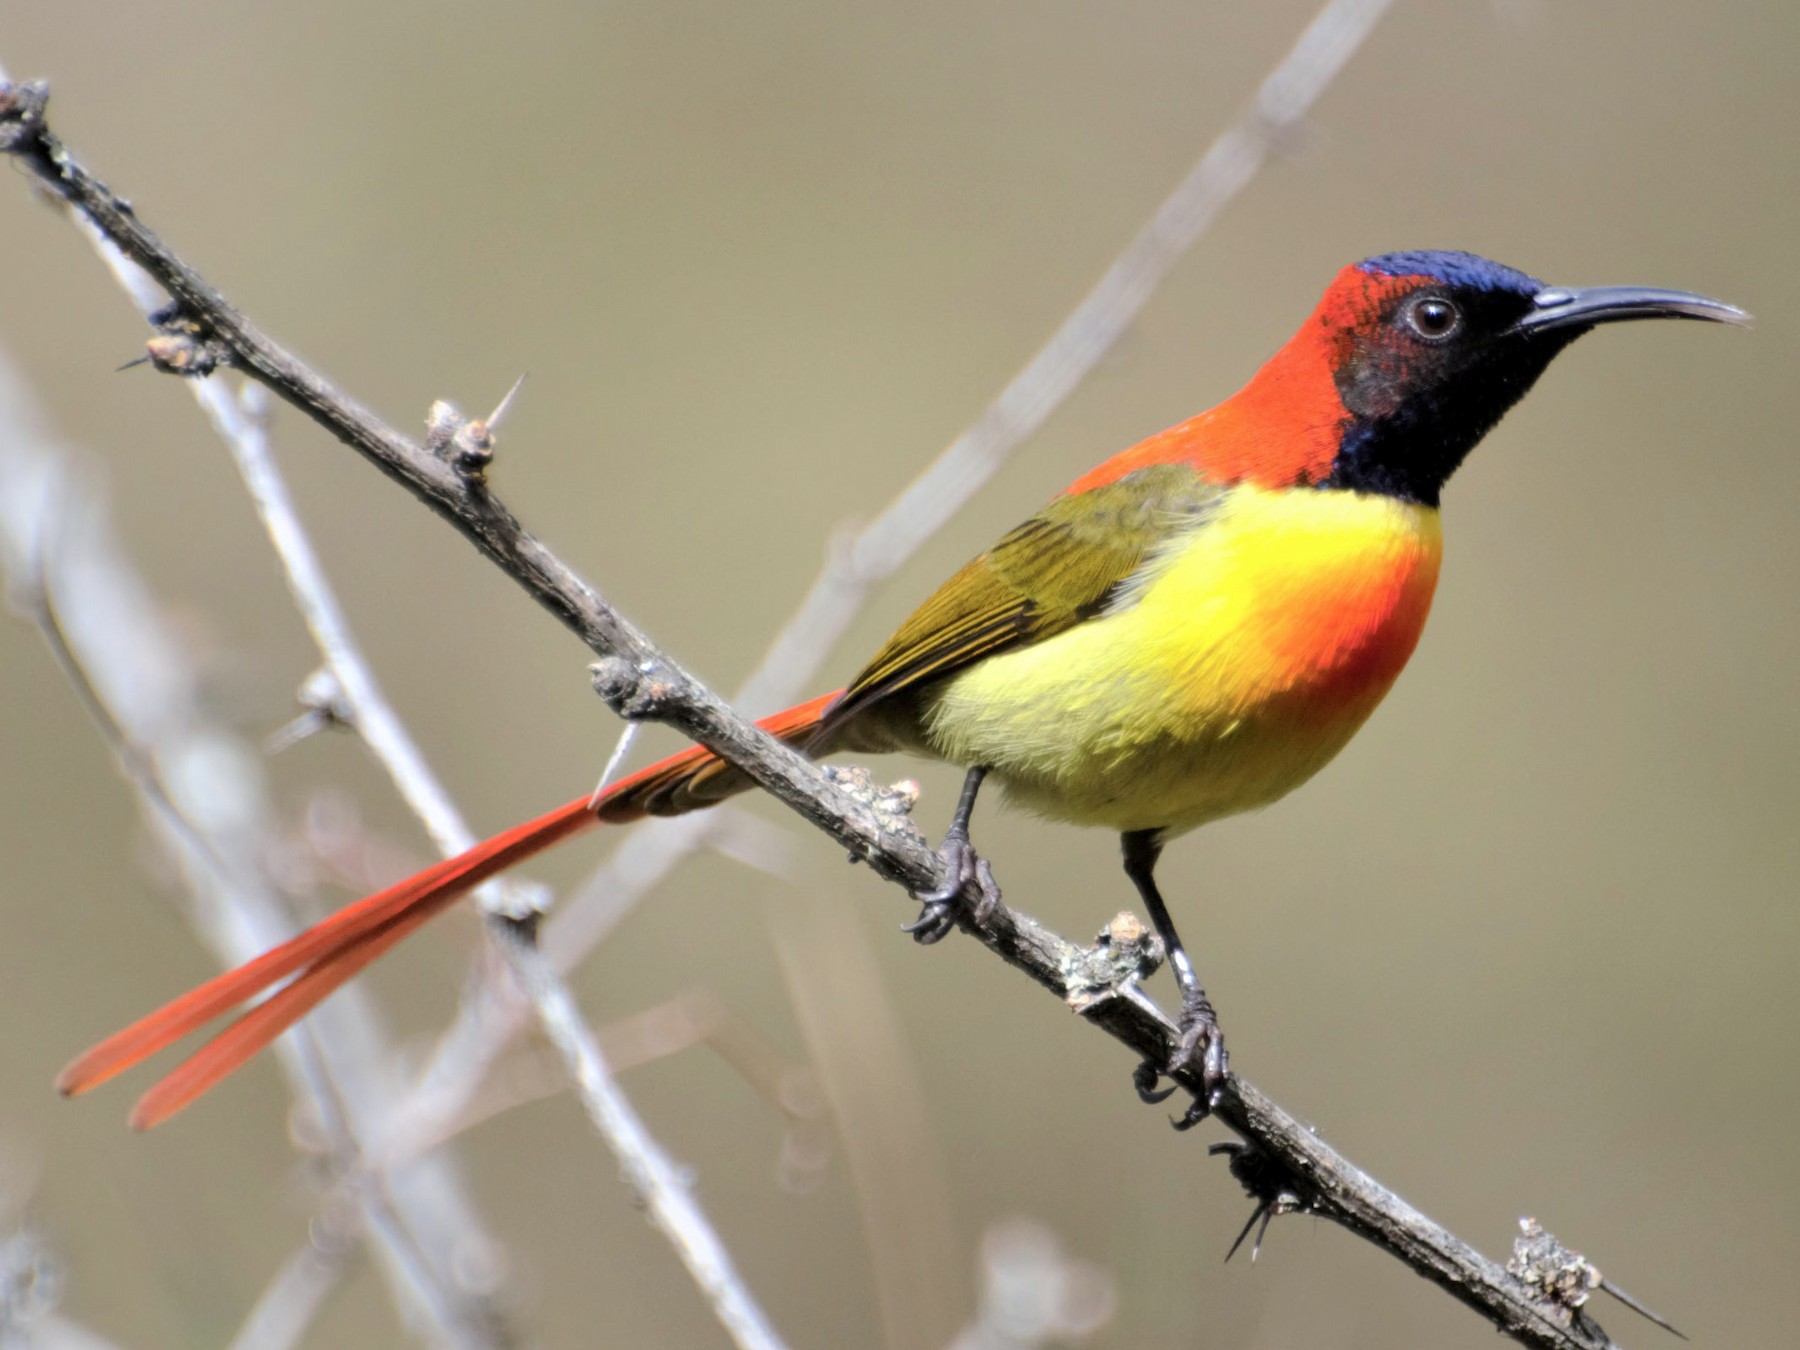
[[1069, 250, 1744, 504], [1203, 250, 1746, 507], [1302, 249, 1746, 505]]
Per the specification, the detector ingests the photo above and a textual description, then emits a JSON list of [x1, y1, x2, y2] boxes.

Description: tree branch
[[0, 62, 1644, 1350], [5, 72, 796, 1350], [211, 387, 793, 1350]]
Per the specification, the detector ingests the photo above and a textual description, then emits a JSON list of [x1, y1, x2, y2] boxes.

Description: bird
[[57, 250, 1746, 1129]]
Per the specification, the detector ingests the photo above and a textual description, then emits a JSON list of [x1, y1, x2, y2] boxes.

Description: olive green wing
[[823, 463, 1220, 732]]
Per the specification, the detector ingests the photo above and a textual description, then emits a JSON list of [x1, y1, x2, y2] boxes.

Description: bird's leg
[[903, 765, 1001, 945], [1122, 829, 1228, 1128]]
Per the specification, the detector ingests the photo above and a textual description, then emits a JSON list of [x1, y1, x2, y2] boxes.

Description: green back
[[824, 463, 1221, 731]]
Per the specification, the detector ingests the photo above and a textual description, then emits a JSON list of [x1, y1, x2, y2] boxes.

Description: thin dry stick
[[0, 34, 1639, 1350], [210, 383, 503, 869], [0, 87, 521, 1350], [368, 811, 720, 1172], [8, 68, 795, 1350], [0, 355, 512, 1350], [400, 985, 827, 1160], [3, 62, 791, 1350], [489, 925, 790, 1350], [225, 1237, 355, 1350], [214, 385, 790, 1350], [223, 385, 788, 1350]]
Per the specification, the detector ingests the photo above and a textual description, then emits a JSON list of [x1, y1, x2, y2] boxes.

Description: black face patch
[[1323, 280, 1578, 506]]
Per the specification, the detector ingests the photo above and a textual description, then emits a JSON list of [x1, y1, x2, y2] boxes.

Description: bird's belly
[[919, 487, 1443, 835]]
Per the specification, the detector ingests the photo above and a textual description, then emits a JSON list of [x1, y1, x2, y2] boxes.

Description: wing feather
[[826, 464, 1220, 729]]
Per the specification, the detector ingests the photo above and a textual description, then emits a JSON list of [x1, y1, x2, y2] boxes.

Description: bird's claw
[[901, 898, 956, 944], [1134, 997, 1228, 1129], [903, 832, 999, 945], [1132, 1059, 1178, 1105]]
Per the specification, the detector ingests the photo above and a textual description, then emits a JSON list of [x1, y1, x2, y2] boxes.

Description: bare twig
[[0, 10, 1645, 1343], [226, 1235, 357, 1350], [210, 383, 500, 866], [487, 924, 791, 1350], [0, 60, 524, 1350], [0, 59, 788, 1350], [218, 383, 789, 1350], [369, 812, 719, 1170], [138, 305, 786, 1350], [0, 354, 513, 1350], [395, 988, 827, 1164]]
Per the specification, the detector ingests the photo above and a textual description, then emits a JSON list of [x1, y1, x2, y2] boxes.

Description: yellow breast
[[920, 485, 1443, 835]]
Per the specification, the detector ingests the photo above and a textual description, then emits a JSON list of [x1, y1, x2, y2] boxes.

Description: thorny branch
[[206, 390, 790, 1350], [0, 68, 796, 1350], [0, 356, 515, 1350], [0, 19, 1676, 1350]]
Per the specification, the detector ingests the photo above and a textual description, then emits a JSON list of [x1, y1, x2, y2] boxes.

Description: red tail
[[58, 691, 842, 1127]]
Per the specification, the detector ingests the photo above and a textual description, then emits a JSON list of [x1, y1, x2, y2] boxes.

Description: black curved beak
[[1512, 284, 1751, 336]]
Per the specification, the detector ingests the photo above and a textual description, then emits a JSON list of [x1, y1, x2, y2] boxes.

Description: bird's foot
[[1133, 993, 1228, 1130], [902, 828, 1000, 945]]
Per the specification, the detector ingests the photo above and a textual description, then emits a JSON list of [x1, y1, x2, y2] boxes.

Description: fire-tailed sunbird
[[58, 250, 1746, 1129]]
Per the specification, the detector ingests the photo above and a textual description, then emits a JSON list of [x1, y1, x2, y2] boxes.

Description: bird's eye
[[1404, 295, 1461, 341]]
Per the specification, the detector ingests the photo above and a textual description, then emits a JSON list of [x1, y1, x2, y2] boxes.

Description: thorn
[[436, 376, 527, 481], [266, 668, 351, 752], [485, 371, 528, 429], [265, 708, 328, 754], [1223, 1200, 1267, 1264], [1209, 1138, 1316, 1259], [1249, 1203, 1278, 1261], [1601, 1278, 1686, 1341], [586, 723, 640, 811]]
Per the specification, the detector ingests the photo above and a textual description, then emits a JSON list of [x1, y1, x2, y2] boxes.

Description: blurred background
[[0, 2, 1795, 1346]]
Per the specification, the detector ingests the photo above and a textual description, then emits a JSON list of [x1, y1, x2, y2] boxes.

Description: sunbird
[[59, 251, 1745, 1129]]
